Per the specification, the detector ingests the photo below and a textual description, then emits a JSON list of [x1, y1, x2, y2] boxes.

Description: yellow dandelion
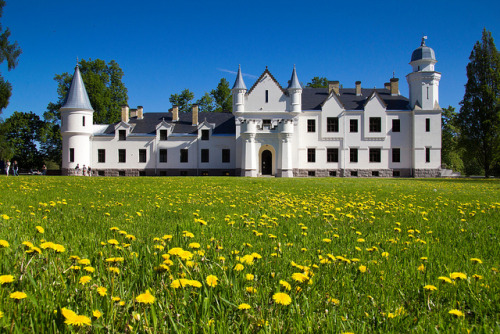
[[246, 287, 257, 294], [0, 240, 10, 248], [0, 275, 15, 285], [279, 280, 291, 291], [78, 259, 91, 265], [10, 291, 27, 300], [245, 273, 255, 281], [93, 310, 102, 319], [84, 266, 95, 273], [234, 263, 244, 271], [273, 292, 292, 305], [238, 303, 251, 310], [291, 272, 309, 283], [472, 274, 483, 280], [470, 258, 483, 264], [35, 226, 44, 234], [450, 272, 467, 280], [449, 309, 464, 317], [79, 276, 92, 285], [418, 264, 426, 272], [423, 285, 437, 291], [108, 267, 120, 274], [359, 265, 367, 273], [108, 239, 119, 245], [206, 275, 218, 287], [97, 287, 107, 296], [136, 290, 155, 304]]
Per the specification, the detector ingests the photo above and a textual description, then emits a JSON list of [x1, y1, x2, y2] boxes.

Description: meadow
[[0, 176, 499, 333]]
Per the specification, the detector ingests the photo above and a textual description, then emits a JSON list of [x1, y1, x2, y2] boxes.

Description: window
[[265, 90, 269, 103], [159, 171, 167, 176], [369, 148, 381, 163], [425, 118, 430, 132], [327, 148, 339, 163], [201, 149, 209, 163], [139, 171, 146, 176], [98, 170, 105, 176], [425, 147, 431, 163], [307, 148, 316, 163], [98, 149, 105, 163], [369, 117, 382, 132], [307, 119, 316, 132], [372, 171, 379, 177], [327, 117, 339, 132], [329, 171, 337, 177], [392, 148, 401, 163], [222, 149, 230, 163], [180, 171, 188, 176], [160, 130, 168, 141], [393, 170, 400, 177], [118, 171, 125, 176], [350, 119, 358, 133], [82, 116, 86, 127], [351, 171, 358, 177], [119, 130, 126, 141], [139, 149, 146, 163], [350, 148, 358, 163], [118, 149, 126, 163], [180, 149, 188, 163], [69, 148, 75, 163], [263, 119, 271, 127], [392, 119, 400, 132], [201, 129, 209, 140], [201, 171, 209, 176], [159, 149, 167, 163], [308, 171, 316, 177]]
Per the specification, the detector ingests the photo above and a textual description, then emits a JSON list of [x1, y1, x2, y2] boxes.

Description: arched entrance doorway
[[261, 150, 272, 175]]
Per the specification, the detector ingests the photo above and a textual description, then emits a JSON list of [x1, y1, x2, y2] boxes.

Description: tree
[[169, 89, 195, 113], [306, 77, 328, 88], [196, 92, 214, 112], [441, 106, 463, 172], [210, 78, 232, 112], [46, 58, 128, 124], [0, 0, 22, 114], [0, 111, 44, 169], [457, 29, 500, 177]]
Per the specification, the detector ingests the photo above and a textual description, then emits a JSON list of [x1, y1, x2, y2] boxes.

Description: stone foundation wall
[[293, 169, 413, 177], [414, 169, 441, 178], [90, 169, 236, 177]]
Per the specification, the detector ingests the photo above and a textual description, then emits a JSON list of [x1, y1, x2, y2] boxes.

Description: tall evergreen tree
[[458, 29, 500, 177], [441, 106, 463, 172], [306, 77, 328, 88], [211, 78, 232, 112]]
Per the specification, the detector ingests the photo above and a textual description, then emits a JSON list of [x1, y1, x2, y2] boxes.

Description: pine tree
[[458, 28, 500, 177]]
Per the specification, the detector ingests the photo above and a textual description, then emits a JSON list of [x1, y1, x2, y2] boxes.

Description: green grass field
[[0, 176, 499, 333]]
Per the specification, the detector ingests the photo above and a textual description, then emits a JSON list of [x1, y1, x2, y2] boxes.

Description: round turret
[[409, 37, 437, 72]]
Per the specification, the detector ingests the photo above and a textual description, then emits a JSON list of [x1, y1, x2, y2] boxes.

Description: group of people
[[74, 164, 92, 176], [2, 160, 47, 176]]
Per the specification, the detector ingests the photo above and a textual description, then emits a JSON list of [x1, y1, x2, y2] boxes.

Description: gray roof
[[302, 87, 410, 111], [102, 112, 236, 135], [232, 65, 247, 90], [60, 65, 94, 111], [287, 65, 302, 90], [411, 38, 436, 62]]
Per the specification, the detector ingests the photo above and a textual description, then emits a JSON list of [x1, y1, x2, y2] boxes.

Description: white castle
[[61, 38, 442, 177]]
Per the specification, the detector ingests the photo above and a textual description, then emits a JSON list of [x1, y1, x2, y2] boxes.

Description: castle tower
[[287, 65, 302, 113], [406, 37, 441, 110], [232, 65, 247, 113], [60, 64, 94, 175]]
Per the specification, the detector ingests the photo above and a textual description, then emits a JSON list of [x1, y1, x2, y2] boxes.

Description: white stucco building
[[61, 38, 442, 177]]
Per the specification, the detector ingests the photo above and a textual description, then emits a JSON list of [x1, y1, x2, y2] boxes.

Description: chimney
[[355, 81, 362, 96], [384, 82, 390, 90], [137, 106, 144, 120], [129, 108, 137, 118], [328, 81, 340, 95], [172, 105, 179, 122], [390, 78, 399, 96], [121, 105, 129, 123], [192, 104, 199, 126]]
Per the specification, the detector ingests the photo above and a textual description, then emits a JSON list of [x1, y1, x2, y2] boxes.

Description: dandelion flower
[[108, 267, 120, 274], [108, 239, 119, 245], [358, 265, 367, 273], [206, 275, 218, 287], [10, 291, 27, 300], [292, 273, 309, 283], [78, 259, 91, 265], [0, 275, 14, 285], [245, 274, 255, 281], [423, 285, 437, 291], [279, 280, 291, 291], [472, 274, 483, 280], [64, 313, 92, 326], [246, 287, 257, 294], [450, 272, 467, 280], [97, 287, 107, 296], [35, 226, 44, 234], [418, 264, 425, 272], [470, 258, 482, 264], [79, 276, 92, 285], [93, 310, 102, 319], [84, 266, 95, 273], [273, 292, 292, 305], [0, 311, 3, 319], [238, 303, 251, 310], [0, 240, 10, 248], [136, 290, 155, 304], [234, 264, 244, 271], [449, 309, 464, 317]]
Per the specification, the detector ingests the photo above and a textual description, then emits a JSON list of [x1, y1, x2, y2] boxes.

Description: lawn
[[0, 176, 499, 333]]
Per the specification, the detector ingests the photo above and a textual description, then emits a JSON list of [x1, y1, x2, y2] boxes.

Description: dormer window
[[160, 130, 168, 141], [119, 130, 126, 141], [201, 129, 209, 140]]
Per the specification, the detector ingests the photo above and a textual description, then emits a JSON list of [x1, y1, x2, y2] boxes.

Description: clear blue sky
[[1, 0, 499, 120]]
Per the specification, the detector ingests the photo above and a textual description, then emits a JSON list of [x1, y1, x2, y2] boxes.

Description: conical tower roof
[[287, 65, 301, 89], [60, 65, 94, 111], [232, 65, 247, 90]]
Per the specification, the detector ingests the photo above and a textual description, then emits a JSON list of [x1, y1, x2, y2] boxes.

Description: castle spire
[[60, 64, 93, 111], [232, 64, 247, 90], [287, 64, 302, 89]]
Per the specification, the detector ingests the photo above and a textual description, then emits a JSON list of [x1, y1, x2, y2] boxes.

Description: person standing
[[42, 165, 47, 175], [13, 161, 18, 176], [5, 160, 10, 176]]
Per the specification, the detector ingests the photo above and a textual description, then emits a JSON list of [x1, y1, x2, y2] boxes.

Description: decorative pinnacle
[[421, 35, 428, 46]]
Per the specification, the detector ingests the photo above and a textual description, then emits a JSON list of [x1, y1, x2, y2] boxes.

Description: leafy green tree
[[0, 0, 22, 114], [0, 111, 44, 169], [211, 78, 232, 112], [306, 77, 328, 88], [170, 89, 195, 113], [441, 106, 463, 172], [46, 58, 128, 124], [457, 29, 500, 177], [196, 92, 214, 112]]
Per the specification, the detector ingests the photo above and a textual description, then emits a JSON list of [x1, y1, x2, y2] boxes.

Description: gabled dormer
[[363, 91, 387, 139], [321, 91, 345, 138], [156, 120, 175, 141], [114, 121, 133, 141], [198, 119, 215, 140], [246, 67, 290, 113]]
